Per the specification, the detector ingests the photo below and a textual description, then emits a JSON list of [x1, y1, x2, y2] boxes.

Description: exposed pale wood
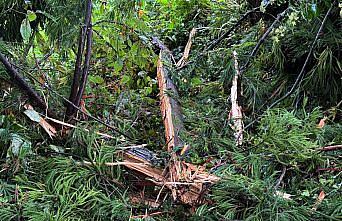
[[229, 51, 244, 146], [121, 151, 166, 182], [156, 49, 219, 205], [157, 50, 184, 152], [176, 28, 196, 68]]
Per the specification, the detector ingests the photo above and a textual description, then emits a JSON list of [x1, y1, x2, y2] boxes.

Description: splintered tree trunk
[[117, 41, 219, 207], [230, 51, 244, 146], [157, 49, 219, 205], [65, 0, 92, 120], [157, 50, 184, 152]]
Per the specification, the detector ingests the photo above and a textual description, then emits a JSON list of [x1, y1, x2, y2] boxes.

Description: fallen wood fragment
[[317, 168, 342, 172], [23, 104, 57, 138], [311, 191, 325, 212], [129, 195, 161, 208], [45, 115, 117, 139]]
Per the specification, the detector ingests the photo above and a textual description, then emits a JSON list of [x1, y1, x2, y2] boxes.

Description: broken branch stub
[[229, 51, 244, 146], [176, 28, 196, 68]]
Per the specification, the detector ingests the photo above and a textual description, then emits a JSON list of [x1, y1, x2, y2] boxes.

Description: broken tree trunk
[[157, 50, 184, 152], [120, 146, 219, 205], [114, 41, 219, 206], [157, 49, 219, 205]]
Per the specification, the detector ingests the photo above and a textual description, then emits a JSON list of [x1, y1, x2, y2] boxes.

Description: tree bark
[[0, 52, 47, 110], [157, 50, 184, 152], [65, 0, 92, 119], [75, 17, 92, 108]]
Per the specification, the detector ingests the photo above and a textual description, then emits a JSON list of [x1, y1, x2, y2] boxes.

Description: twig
[[80, 160, 149, 166], [46, 85, 134, 140], [317, 168, 342, 172], [275, 166, 286, 189], [318, 145, 342, 151], [92, 29, 115, 50], [130, 211, 164, 219]]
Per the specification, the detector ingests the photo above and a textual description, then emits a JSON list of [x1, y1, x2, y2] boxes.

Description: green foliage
[[1, 0, 341, 220], [255, 109, 320, 167]]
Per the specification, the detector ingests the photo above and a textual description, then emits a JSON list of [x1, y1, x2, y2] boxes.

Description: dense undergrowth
[[1, 0, 341, 220]]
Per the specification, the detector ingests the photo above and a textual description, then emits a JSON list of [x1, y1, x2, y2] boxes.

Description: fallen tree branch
[[14, 71, 134, 139], [206, 7, 260, 52], [46, 85, 134, 140], [244, 1, 335, 130], [0, 52, 48, 111], [176, 7, 260, 71]]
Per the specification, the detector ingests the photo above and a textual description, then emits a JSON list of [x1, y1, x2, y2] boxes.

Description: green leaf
[[27, 10, 37, 22], [20, 18, 32, 42], [9, 134, 31, 157], [114, 60, 123, 72], [121, 75, 131, 85], [89, 76, 104, 84], [191, 77, 202, 87], [144, 87, 152, 95]]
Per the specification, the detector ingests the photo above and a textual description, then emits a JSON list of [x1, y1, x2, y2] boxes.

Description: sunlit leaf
[[89, 75, 104, 84], [20, 18, 32, 42], [27, 10, 37, 22]]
